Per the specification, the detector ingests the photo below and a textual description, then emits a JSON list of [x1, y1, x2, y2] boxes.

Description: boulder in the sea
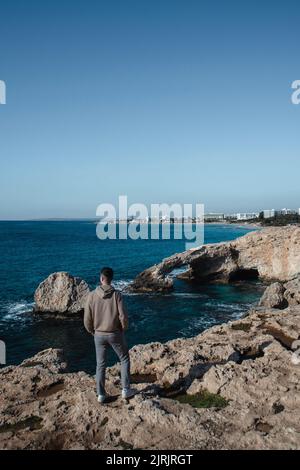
[[34, 272, 89, 314]]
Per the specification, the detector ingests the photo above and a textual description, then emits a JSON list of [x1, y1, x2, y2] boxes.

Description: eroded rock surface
[[129, 226, 300, 292], [259, 276, 300, 309], [1, 304, 300, 450], [34, 272, 90, 314]]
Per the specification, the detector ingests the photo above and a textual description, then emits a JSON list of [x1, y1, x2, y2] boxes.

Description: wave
[[112, 279, 133, 291], [168, 267, 188, 278], [203, 300, 253, 311], [178, 305, 250, 337], [167, 292, 209, 299], [0, 301, 34, 322]]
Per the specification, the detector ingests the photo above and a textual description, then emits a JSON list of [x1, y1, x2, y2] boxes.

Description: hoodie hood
[[96, 285, 115, 299]]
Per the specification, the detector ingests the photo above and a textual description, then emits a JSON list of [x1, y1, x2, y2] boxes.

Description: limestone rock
[[284, 277, 300, 306], [34, 272, 89, 314], [259, 282, 287, 309], [20, 348, 68, 373], [1, 305, 300, 449], [259, 276, 300, 310], [129, 226, 300, 292]]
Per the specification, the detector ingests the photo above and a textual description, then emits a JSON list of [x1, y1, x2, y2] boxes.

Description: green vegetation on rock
[[175, 390, 228, 409], [231, 322, 251, 332]]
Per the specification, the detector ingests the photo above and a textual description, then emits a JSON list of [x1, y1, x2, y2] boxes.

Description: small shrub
[[231, 322, 251, 332], [175, 390, 228, 409]]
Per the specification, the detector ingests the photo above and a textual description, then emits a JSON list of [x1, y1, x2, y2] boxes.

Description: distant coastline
[[1, 217, 298, 229]]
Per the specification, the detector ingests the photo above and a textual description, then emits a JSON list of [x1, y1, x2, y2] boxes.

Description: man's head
[[100, 267, 114, 285]]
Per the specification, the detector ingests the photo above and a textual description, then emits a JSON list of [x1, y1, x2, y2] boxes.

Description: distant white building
[[279, 208, 296, 215], [236, 213, 259, 221], [204, 213, 224, 221], [224, 213, 238, 220], [262, 208, 297, 218], [263, 209, 276, 219]]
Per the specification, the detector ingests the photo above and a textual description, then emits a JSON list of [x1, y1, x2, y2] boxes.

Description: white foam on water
[[203, 300, 253, 312], [178, 299, 252, 337], [112, 279, 132, 291], [169, 267, 189, 278], [1, 301, 34, 321], [169, 292, 209, 299]]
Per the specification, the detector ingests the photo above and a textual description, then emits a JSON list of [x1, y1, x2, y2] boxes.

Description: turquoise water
[[0, 221, 263, 373]]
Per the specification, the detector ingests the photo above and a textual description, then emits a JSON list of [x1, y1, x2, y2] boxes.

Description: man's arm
[[117, 292, 129, 330], [83, 294, 94, 334]]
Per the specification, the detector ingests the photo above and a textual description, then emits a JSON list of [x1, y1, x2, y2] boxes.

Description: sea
[[0, 221, 264, 374]]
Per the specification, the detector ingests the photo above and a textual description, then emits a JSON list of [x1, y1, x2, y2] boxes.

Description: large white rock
[[34, 272, 89, 314]]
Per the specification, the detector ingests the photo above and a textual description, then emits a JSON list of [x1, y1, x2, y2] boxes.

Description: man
[[84, 267, 135, 403]]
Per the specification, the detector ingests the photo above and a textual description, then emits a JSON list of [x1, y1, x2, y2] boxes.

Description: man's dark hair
[[100, 267, 114, 282]]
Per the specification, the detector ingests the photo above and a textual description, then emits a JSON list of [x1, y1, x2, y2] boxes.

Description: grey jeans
[[94, 331, 130, 396]]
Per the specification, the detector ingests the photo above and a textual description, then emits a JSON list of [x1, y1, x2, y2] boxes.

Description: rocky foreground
[[1, 278, 300, 449]]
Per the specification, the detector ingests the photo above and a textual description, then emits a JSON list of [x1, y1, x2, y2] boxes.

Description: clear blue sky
[[0, 0, 299, 219]]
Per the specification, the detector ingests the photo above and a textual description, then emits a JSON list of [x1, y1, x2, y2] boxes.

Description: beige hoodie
[[84, 285, 128, 335]]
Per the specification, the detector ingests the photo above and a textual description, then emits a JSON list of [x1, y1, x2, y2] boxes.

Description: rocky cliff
[[129, 226, 300, 292], [1, 293, 300, 449]]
